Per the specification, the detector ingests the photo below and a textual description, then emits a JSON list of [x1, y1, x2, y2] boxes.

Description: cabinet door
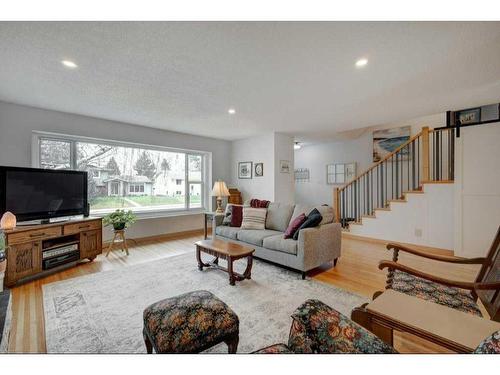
[[80, 230, 102, 259], [6, 241, 41, 284]]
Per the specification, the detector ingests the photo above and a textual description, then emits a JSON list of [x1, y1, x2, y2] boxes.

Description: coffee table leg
[[243, 255, 253, 279], [196, 246, 203, 271], [228, 256, 235, 286]]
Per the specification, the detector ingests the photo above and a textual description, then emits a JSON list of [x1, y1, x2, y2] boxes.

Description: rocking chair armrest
[[378, 261, 500, 291], [386, 243, 486, 264]]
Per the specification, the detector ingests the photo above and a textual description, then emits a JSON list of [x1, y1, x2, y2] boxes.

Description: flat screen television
[[0, 166, 88, 223]]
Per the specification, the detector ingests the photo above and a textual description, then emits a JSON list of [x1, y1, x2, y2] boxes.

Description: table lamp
[[211, 180, 230, 213]]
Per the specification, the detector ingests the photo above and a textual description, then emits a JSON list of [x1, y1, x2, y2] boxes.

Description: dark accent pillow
[[292, 208, 323, 240], [284, 213, 306, 239], [250, 199, 270, 208], [230, 205, 243, 227]]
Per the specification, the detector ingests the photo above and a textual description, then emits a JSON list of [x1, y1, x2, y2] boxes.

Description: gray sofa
[[214, 202, 341, 278]]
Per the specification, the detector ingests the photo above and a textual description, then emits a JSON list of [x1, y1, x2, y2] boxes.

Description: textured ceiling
[[0, 22, 499, 141]]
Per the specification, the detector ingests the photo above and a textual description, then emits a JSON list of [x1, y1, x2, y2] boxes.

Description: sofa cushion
[[222, 204, 243, 226], [215, 226, 240, 240], [284, 213, 306, 239], [292, 208, 323, 241], [290, 204, 334, 226], [237, 229, 282, 247], [230, 205, 243, 227], [262, 234, 298, 255], [265, 202, 295, 232], [240, 207, 267, 230]]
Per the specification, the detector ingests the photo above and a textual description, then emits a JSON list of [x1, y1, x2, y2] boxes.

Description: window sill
[[90, 208, 207, 221]]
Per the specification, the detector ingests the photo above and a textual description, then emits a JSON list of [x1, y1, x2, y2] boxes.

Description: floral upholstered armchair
[[254, 299, 396, 354], [253, 299, 500, 354]]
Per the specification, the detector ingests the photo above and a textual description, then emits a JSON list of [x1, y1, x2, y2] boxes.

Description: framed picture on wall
[[280, 160, 291, 173], [373, 126, 411, 162], [255, 163, 264, 177], [326, 162, 356, 185], [455, 107, 481, 125], [238, 161, 252, 179]]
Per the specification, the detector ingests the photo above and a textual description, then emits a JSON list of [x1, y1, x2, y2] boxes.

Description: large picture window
[[34, 133, 208, 215]]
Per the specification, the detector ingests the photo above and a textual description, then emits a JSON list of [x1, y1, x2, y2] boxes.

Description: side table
[[204, 212, 225, 240]]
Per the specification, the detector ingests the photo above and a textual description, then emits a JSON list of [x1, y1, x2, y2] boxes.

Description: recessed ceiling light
[[355, 58, 368, 68], [61, 60, 78, 69], [228, 108, 236, 115]]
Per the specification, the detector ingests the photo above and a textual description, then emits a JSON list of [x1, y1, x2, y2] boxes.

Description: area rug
[[43, 252, 367, 353]]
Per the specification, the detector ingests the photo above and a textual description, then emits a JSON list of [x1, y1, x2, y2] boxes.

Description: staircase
[[334, 126, 455, 247]]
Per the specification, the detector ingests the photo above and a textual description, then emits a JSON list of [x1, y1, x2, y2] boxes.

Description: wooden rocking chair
[[377, 226, 500, 321]]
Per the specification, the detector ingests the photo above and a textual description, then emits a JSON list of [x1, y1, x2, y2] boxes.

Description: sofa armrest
[[297, 222, 341, 270]]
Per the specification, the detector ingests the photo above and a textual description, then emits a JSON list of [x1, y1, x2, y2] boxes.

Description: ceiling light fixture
[[294, 142, 301, 150], [228, 108, 236, 115], [61, 60, 78, 69], [355, 58, 368, 68]]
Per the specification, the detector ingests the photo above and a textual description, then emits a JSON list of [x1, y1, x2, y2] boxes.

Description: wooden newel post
[[334, 187, 341, 223], [421, 126, 430, 182]]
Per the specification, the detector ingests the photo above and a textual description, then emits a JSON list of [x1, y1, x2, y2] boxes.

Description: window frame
[[32, 131, 212, 219]]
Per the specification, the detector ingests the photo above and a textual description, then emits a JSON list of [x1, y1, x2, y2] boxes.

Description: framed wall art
[[254, 163, 264, 177], [373, 126, 411, 162], [326, 162, 356, 185], [280, 160, 291, 173], [238, 161, 253, 179]]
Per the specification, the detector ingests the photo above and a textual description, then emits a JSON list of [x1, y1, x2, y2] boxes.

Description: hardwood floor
[[7, 232, 481, 353]]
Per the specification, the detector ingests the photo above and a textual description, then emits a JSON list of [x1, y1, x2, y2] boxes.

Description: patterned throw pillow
[[230, 205, 244, 227], [240, 207, 267, 230], [284, 213, 306, 239]]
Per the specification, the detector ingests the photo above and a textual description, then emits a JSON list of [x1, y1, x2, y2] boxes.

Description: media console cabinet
[[3, 217, 102, 287]]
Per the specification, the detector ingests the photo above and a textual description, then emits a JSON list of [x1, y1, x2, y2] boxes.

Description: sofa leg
[[301, 271, 306, 280], [333, 258, 338, 267]]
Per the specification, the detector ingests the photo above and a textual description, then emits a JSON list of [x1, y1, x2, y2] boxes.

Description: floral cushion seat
[[143, 290, 239, 353], [473, 330, 500, 354], [389, 270, 482, 317], [253, 344, 294, 354], [288, 299, 397, 354]]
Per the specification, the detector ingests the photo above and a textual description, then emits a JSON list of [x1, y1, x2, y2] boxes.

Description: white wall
[[0, 101, 232, 240], [454, 121, 500, 257], [294, 113, 445, 206], [230, 133, 275, 201], [274, 133, 295, 204], [349, 183, 455, 250], [230, 132, 294, 203]]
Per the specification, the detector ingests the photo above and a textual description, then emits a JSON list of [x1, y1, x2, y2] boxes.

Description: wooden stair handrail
[[334, 127, 429, 222]]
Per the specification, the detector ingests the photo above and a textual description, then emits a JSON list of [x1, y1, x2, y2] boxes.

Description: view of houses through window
[[38, 136, 205, 214]]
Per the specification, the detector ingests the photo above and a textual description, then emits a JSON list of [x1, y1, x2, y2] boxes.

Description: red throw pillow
[[230, 205, 243, 227], [284, 213, 306, 239]]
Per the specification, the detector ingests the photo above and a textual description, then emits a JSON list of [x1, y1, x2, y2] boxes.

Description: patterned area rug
[[43, 252, 367, 353]]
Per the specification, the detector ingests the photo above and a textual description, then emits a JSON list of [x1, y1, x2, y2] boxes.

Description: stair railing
[[334, 126, 455, 228]]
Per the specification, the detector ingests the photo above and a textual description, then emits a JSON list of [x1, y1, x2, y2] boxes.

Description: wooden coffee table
[[195, 239, 255, 286]]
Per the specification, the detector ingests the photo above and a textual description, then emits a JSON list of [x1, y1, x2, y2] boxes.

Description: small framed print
[[255, 163, 264, 177], [238, 161, 252, 179], [456, 107, 481, 125], [280, 160, 291, 173]]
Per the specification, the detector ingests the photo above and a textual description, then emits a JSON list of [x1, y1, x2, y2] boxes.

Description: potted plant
[[0, 230, 6, 292], [103, 209, 137, 231]]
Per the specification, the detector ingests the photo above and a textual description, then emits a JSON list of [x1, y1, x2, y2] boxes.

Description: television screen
[[0, 166, 88, 222]]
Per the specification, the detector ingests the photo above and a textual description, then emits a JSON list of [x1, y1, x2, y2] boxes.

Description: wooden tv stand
[[3, 217, 102, 287]]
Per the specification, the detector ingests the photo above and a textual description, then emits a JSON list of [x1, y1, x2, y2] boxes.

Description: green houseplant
[[103, 210, 137, 231]]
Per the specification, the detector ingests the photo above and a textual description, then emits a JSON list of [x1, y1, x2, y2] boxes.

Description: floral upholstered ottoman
[[142, 290, 239, 353]]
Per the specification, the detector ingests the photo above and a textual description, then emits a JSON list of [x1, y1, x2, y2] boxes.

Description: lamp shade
[[0, 211, 16, 230], [211, 180, 230, 197]]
